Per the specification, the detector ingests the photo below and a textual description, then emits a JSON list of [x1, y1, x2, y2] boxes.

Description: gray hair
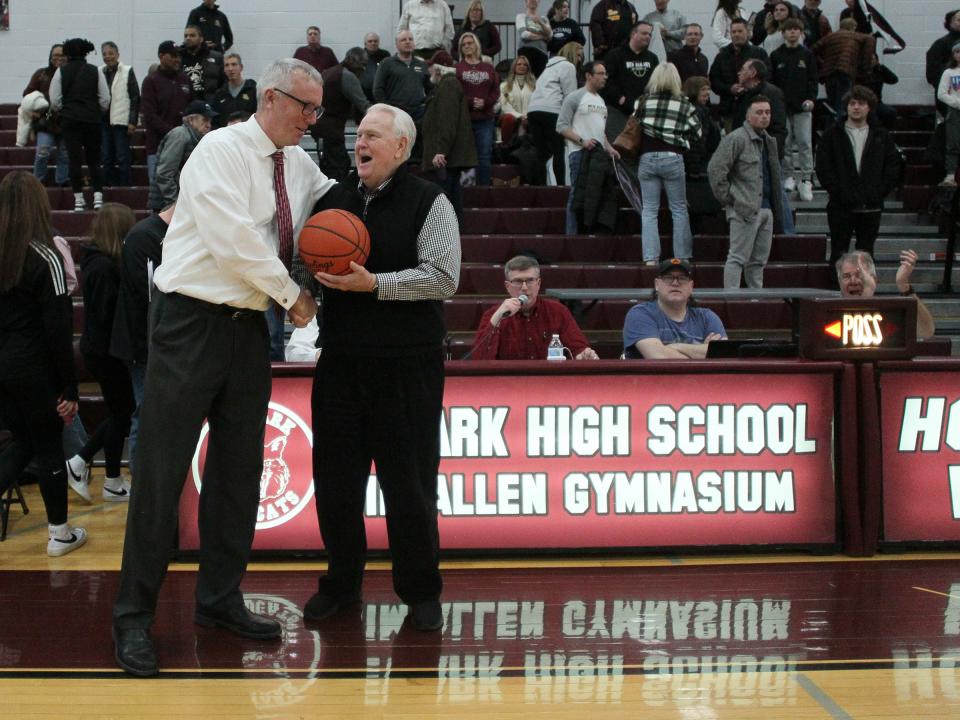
[[366, 103, 417, 162], [504, 255, 540, 278], [257, 58, 322, 105], [836, 250, 877, 279]]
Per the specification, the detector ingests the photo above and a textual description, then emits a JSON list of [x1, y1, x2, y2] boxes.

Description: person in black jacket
[[109, 205, 172, 475], [181, 25, 225, 102], [708, 18, 768, 129], [0, 171, 87, 556], [667, 23, 709, 83], [770, 19, 818, 200], [731, 59, 787, 159], [186, 0, 233, 53], [65, 204, 137, 504], [926, 10, 960, 115], [50, 38, 109, 212], [815, 85, 902, 268], [600, 21, 658, 138], [211, 53, 256, 128]]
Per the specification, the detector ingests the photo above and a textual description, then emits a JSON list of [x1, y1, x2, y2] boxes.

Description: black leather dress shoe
[[303, 591, 362, 621], [410, 600, 443, 631], [194, 603, 282, 639], [113, 626, 159, 677]]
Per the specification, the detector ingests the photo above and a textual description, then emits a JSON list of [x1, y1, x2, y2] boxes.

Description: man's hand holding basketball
[[314, 262, 377, 293], [288, 288, 318, 328]]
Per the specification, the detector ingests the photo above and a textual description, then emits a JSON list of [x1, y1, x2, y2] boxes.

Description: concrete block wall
[[0, 0, 949, 107]]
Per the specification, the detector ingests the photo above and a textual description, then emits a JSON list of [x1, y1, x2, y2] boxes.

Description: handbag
[[612, 114, 644, 160]]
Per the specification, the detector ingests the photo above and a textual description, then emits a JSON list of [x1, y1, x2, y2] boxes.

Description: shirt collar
[[357, 175, 393, 199], [247, 115, 285, 157]]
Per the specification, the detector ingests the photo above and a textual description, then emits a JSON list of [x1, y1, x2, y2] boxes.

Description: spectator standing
[[667, 23, 708, 83], [643, 0, 687, 54], [760, 1, 800, 55], [456, 32, 499, 186], [590, 0, 638, 60], [556, 60, 619, 235], [731, 59, 787, 160], [316, 48, 371, 182], [752, 0, 800, 47], [711, 0, 746, 49], [799, 0, 832, 48], [109, 205, 173, 474], [361, 33, 391, 101], [517, 0, 552, 77], [50, 38, 110, 212], [839, 0, 872, 35], [186, 0, 233, 53], [471, 256, 597, 359], [99, 42, 139, 187], [813, 17, 876, 114], [547, 0, 586, 56], [141, 42, 192, 186], [527, 41, 581, 185], [926, 10, 960, 116], [399, 0, 455, 59], [708, 95, 785, 288], [422, 52, 478, 222], [938, 42, 960, 187], [632, 63, 701, 264], [65, 203, 137, 504], [211, 53, 257, 128], [25, 44, 69, 187], [148, 101, 217, 212], [374, 30, 432, 123], [180, 25, 225, 102], [623, 259, 727, 359], [815, 85, 902, 267], [681, 76, 722, 234], [601, 21, 659, 140], [709, 18, 768, 130], [771, 19, 818, 201], [294, 26, 339, 75], [0, 172, 86, 556], [453, 1, 502, 61], [499, 55, 537, 144]]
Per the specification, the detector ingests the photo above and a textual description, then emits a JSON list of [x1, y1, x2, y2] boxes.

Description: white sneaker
[[798, 180, 814, 202], [66, 456, 92, 503], [47, 525, 88, 557], [73, 192, 86, 212], [102, 477, 132, 502], [93, 191, 103, 210], [783, 176, 796, 193], [941, 174, 957, 187]]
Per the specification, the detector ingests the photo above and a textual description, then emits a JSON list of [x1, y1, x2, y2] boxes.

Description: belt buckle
[[231, 310, 245, 320]]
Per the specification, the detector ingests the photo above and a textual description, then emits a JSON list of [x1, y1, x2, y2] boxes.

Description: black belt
[[170, 292, 261, 320]]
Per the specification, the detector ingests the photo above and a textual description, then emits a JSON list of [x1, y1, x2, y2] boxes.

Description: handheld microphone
[[503, 294, 529, 318]]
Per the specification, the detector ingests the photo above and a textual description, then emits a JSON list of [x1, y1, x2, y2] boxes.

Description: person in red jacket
[[140, 41, 192, 185]]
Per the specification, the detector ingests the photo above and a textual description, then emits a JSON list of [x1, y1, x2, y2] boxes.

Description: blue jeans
[[127, 361, 146, 474], [264, 306, 285, 362], [565, 148, 585, 235], [101, 123, 132, 186], [147, 153, 158, 187], [33, 131, 69, 186], [780, 185, 796, 234], [471, 118, 494, 186], [638, 152, 692, 262]]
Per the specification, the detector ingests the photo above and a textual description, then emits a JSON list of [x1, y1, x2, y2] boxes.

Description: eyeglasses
[[657, 274, 692, 285], [507, 277, 541, 288], [273, 88, 324, 119]]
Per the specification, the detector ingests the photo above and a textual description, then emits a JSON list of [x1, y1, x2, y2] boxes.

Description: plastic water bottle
[[547, 334, 566, 361]]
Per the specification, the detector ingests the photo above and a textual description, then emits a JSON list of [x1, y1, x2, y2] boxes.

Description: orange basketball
[[298, 209, 371, 275]]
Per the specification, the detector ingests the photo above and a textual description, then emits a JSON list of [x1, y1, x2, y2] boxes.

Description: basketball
[[298, 209, 371, 276]]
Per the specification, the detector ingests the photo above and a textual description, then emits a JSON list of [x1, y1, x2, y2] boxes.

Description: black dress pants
[[311, 349, 445, 605], [112, 292, 271, 629], [827, 206, 883, 266]]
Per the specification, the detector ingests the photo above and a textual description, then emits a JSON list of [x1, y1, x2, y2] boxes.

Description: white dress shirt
[[154, 116, 335, 311], [285, 317, 320, 362], [399, 0, 455, 51]]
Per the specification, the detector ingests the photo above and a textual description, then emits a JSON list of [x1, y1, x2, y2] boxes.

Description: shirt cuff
[[275, 277, 301, 310], [374, 272, 395, 300]]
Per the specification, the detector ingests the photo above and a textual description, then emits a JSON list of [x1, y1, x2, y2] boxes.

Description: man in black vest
[[303, 104, 460, 633], [180, 25, 225, 102]]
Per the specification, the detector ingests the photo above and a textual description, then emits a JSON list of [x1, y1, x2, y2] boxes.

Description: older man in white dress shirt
[[112, 58, 334, 678]]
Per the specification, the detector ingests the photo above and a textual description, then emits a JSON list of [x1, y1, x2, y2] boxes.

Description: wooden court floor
[[2, 481, 960, 719]]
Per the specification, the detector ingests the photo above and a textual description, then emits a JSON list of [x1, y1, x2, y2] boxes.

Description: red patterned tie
[[272, 150, 293, 270]]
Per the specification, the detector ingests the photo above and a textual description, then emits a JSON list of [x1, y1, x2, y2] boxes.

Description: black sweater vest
[[314, 166, 446, 356], [59, 60, 101, 124]]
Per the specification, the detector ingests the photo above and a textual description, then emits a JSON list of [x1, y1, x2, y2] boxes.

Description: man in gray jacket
[[707, 95, 784, 288], [148, 100, 216, 211]]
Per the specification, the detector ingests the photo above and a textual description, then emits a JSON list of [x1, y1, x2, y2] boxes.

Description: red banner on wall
[[178, 371, 836, 551], [881, 371, 960, 542]]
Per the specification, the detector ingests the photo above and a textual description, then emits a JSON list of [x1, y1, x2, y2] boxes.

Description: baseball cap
[[183, 100, 218, 118], [657, 258, 693, 277], [157, 40, 179, 56]]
